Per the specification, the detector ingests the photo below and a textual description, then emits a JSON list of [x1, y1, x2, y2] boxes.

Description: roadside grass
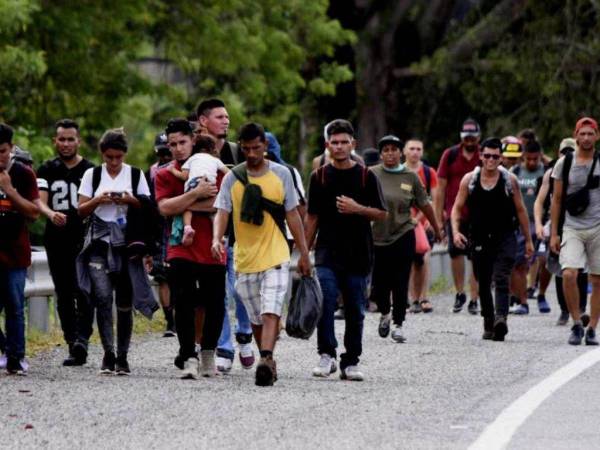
[[429, 275, 451, 296]]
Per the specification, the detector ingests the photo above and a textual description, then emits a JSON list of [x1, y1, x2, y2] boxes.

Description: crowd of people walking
[[0, 98, 598, 386]]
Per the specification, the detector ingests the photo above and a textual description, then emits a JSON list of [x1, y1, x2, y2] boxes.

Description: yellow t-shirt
[[215, 162, 299, 273]]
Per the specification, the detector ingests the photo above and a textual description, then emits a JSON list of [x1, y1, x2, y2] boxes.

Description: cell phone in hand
[[110, 191, 124, 198]]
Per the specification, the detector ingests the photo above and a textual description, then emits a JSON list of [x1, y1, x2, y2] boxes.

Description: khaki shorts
[[560, 223, 600, 274], [235, 262, 290, 325]]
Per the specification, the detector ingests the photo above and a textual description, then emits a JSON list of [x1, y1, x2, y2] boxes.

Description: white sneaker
[[238, 343, 255, 369], [200, 350, 217, 377], [391, 326, 406, 343], [181, 357, 199, 380], [0, 354, 6, 370], [312, 354, 337, 378], [195, 343, 202, 354], [340, 365, 364, 381], [216, 356, 233, 373]]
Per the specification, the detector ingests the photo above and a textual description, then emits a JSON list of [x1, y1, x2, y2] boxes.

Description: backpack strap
[[361, 165, 368, 188], [557, 151, 573, 237], [92, 166, 102, 196], [229, 142, 240, 165], [131, 167, 141, 196], [231, 163, 249, 185], [285, 163, 305, 204], [423, 164, 432, 195], [319, 153, 327, 167], [446, 145, 460, 167]]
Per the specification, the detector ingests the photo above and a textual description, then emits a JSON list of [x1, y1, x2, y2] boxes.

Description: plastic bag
[[286, 276, 323, 339], [414, 222, 431, 254]]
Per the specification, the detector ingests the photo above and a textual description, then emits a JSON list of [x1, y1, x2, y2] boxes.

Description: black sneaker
[[162, 327, 176, 338], [6, 357, 27, 376], [527, 287, 536, 299], [482, 317, 494, 340], [453, 293, 467, 313], [334, 308, 345, 320], [556, 311, 569, 326], [65, 342, 88, 366], [116, 354, 131, 376], [568, 324, 584, 346], [100, 351, 116, 375], [255, 356, 276, 387], [409, 300, 422, 313], [581, 313, 591, 328], [492, 317, 508, 341], [378, 314, 391, 338], [585, 328, 599, 346], [467, 299, 479, 315]]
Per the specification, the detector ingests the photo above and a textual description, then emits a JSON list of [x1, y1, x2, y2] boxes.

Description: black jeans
[[46, 243, 93, 348], [472, 233, 516, 319], [88, 244, 133, 356], [372, 230, 416, 326], [169, 259, 225, 360], [555, 272, 588, 313]]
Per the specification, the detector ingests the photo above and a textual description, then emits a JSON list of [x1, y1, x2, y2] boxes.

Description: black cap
[[377, 135, 403, 152], [154, 133, 169, 153], [362, 148, 380, 166]]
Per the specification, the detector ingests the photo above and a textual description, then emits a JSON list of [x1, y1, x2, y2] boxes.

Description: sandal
[[420, 299, 433, 313]]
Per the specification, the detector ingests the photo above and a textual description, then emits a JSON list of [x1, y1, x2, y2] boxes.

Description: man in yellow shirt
[[212, 122, 311, 386]]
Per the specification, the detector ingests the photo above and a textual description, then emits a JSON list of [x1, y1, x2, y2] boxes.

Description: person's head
[[165, 118, 195, 163], [403, 139, 424, 165], [480, 137, 503, 171], [377, 134, 403, 168], [558, 137, 576, 156], [460, 118, 481, 151], [53, 119, 81, 161], [196, 98, 229, 139], [154, 132, 172, 165], [265, 132, 283, 164], [501, 139, 522, 169], [517, 128, 536, 148], [325, 119, 355, 163], [523, 139, 541, 171], [192, 135, 216, 157], [361, 148, 380, 167], [0, 123, 14, 170], [99, 128, 128, 172], [574, 117, 599, 152], [239, 122, 267, 169]]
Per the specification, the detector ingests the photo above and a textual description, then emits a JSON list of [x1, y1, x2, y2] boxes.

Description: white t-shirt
[[182, 153, 226, 189], [79, 163, 150, 224]]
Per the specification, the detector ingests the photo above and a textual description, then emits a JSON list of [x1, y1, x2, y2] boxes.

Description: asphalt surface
[[1, 292, 599, 450]]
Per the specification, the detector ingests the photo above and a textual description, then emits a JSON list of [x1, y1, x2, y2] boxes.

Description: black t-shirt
[[308, 164, 386, 275], [220, 141, 245, 166], [37, 157, 95, 245]]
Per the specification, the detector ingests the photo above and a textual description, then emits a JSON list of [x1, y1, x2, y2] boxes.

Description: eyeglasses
[[482, 153, 501, 160]]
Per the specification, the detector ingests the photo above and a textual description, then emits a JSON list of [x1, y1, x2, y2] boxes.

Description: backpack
[[422, 164, 432, 195], [468, 166, 514, 197], [561, 150, 599, 217], [445, 145, 461, 167], [316, 163, 369, 188], [230, 163, 287, 239], [285, 163, 305, 204]]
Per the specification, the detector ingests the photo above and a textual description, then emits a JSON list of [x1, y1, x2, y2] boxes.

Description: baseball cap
[[574, 117, 598, 134], [377, 135, 403, 152], [501, 141, 522, 158], [460, 118, 481, 139], [154, 133, 169, 153], [559, 137, 576, 154]]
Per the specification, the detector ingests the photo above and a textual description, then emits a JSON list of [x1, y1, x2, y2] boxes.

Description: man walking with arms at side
[[305, 119, 387, 381], [212, 122, 311, 387], [436, 118, 481, 314], [551, 117, 600, 345]]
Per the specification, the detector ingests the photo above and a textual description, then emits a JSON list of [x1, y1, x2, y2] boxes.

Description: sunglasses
[[482, 153, 501, 160]]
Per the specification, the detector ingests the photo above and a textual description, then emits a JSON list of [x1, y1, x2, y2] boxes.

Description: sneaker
[[334, 308, 345, 320], [378, 313, 391, 338], [537, 295, 551, 313], [215, 356, 233, 373], [195, 343, 202, 354], [115, 354, 131, 376], [585, 328, 599, 346], [509, 295, 519, 307], [162, 327, 176, 338], [0, 353, 6, 370], [64, 342, 87, 367], [467, 299, 479, 315], [174, 354, 186, 370], [513, 304, 529, 315], [527, 287, 536, 299], [569, 323, 585, 345], [391, 325, 406, 343], [312, 354, 337, 378], [482, 317, 494, 340], [581, 313, 591, 328], [100, 352, 116, 375], [556, 311, 570, 326], [181, 357, 199, 379], [238, 343, 255, 369], [340, 365, 364, 381], [255, 356, 276, 387], [453, 293, 467, 313], [409, 301, 422, 313], [6, 357, 27, 376], [492, 316, 508, 341], [200, 350, 217, 377]]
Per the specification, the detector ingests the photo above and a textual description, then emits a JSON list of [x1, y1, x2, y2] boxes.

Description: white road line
[[468, 347, 600, 450]]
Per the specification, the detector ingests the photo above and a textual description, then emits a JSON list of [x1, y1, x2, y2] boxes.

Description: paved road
[[1, 293, 599, 449]]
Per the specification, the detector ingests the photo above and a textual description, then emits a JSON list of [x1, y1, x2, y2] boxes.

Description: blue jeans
[[316, 265, 367, 369], [0, 268, 27, 360], [217, 246, 252, 359]]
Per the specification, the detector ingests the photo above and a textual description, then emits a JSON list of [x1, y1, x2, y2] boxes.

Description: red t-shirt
[[436, 144, 480, 219], [0, 162, 40, 269], [154, 161, 226, 266], [413, 164, 438, 225]]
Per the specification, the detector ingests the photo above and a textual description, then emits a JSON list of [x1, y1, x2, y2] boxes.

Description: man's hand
[[114, 191, 137, 206], [525, 239, 534, 260], [453, 231, 468, 249], [336, 195, 362, 215], [297, 251, 312, 277], [211, 238, 225, 261], [0, 169, 13, 192], [434, 228, 443, 243], [51, 211, 67, 227], [193, 179, 218, 199], [550, 234, 561, 254], [96, 192, 114, 205]]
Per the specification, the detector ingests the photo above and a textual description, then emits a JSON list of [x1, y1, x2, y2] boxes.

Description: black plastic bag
[[286, 276, 323, 339]]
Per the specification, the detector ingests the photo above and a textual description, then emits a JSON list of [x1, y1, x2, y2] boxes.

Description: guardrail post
[[28, 297, 50, 332]]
